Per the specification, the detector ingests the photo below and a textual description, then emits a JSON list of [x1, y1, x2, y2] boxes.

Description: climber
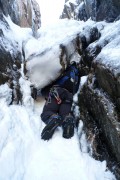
[[41, 61, 80, 141]]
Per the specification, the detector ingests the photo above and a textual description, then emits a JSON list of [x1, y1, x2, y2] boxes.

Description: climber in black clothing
[[41, 61, 80, 140]]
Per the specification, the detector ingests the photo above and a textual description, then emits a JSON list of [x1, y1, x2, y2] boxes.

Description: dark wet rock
[[80, 20, 120, 69], [0, 14, 22, 104], [89, 27, 101, 44], [61, 0, 120, 22], [0, 72, 9, 85], [95, 0, 120, 22], [94, 63, 120, 112], [81, 26, 101, 47], [79, 80, 120, 178], [0, 42, 22, 76], [0, 14, 22, 71], [6, 65, 22, 105], [79, 81, 120, 162], [60, 0, 78, 19], [82, 44, 102, 68], [30, 85, 37, 100], [96, 65, 116, 97], [78, 26, 101, 68], [77, 2, 88, 21]]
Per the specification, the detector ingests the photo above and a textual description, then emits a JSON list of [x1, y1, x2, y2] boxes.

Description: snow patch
[[0, 84, 12, 105]]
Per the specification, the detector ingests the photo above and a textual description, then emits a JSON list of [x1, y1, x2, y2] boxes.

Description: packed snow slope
[[0, 81, 116, 180], [0, 16, 119, 179]]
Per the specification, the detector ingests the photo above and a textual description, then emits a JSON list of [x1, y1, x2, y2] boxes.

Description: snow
[[91, 20, 120, 76], [4, 16, 33, 45], [96, 37, 120, 75], [0, 75, 116, 180], [0, 5, 120, 180], [73, 76, 88, 103], [0, 84, 12, 105], [25, 19, 85, 59], [19, 77, 34, 108], [24, 19, 96, 89], [0, 87, 116, 180], [0, 15, 33, 61], [66, 0, 78, 6], [26, 45, 62, 88]]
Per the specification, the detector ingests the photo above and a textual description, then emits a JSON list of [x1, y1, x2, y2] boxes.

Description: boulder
[[25, 37, 81, 89], [24, 19, 101, 89]]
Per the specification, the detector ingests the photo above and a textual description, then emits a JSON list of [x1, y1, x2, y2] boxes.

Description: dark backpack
[[41, 64, 80, 97], [55, 64, 79, 94]]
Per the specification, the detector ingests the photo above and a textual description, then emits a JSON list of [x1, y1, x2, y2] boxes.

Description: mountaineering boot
[[41, 115, 62, 140], [62, 114, 74, 139]]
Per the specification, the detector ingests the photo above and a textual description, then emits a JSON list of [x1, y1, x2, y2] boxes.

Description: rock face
[[0, 12, 22, 104], [60, 0, 80, 20], [61, 1, 120, 175], [80, 0, 120, 22], [79, 82, 120, 176], [78, 21, 120, 178], [0, 12, 21, 77], [61, 0, 120, 22], [0, 0, 41, 104], [0, 0, 41, 36]]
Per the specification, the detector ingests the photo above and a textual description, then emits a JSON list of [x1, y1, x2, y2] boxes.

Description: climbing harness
[[46, 87, 62, 105], [52, 87, 62, 104], [46, 63, 79, 105]]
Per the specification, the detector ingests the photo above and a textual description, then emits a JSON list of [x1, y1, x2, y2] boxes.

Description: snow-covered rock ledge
[[78, 20, 120, 179], [24, 19, 100, 89]]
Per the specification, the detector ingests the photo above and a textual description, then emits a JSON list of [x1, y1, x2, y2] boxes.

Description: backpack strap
[[70, 65, 79, 94], [56, 75, 69, 86], [70, 66, 79, 84]]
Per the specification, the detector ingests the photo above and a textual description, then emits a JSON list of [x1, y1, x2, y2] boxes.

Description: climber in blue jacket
[[41, 61, 80, 140]]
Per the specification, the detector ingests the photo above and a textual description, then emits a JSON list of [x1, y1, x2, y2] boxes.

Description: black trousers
[[41, 86, 73, 124]]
